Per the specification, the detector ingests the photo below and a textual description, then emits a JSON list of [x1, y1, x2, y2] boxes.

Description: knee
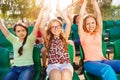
[[100, 65, 113, 73], [100, 65, 116, 76], [62, 69, 72, 79], [100, 65, 117, 80], [49, 69, 61, 80]]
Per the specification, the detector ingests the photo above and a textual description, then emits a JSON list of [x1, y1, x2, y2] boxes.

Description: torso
[[48, 37, 70, 64], [81, 32, 106, 62]]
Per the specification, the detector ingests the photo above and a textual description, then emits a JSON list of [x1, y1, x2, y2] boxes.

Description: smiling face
[[85, 17, 96, 33], [83, 14, 97, 34], [47, 19, 62, 37]]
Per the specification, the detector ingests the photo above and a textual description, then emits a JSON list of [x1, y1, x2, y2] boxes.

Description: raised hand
[[56, 0, 61, 11]]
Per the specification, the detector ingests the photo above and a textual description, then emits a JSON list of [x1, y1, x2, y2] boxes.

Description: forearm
[[91, 0, 101, 16], [79, 0, 87, 17], [32, 9, 44, 35], [34, 9, 44, 28], [34, 0, 47, 28], [32, 4, 50, 35], [57, 5, 71, 39], [56, 0, 71, 25], [60, 11, 71, 40], [58, 8, 71, 24], [91, 0, 102, 32], [78, 0, 87, 36], [39, 12, 50, 40], [0, 20, 10, 37], [66, 4, 73, 23], [39, 19, 47, 40]]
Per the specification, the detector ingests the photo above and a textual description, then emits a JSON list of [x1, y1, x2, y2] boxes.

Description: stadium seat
[[116, 20, 120, 27], [33, 45, 42, 80], [79, 41, 107, 80], [107, 27, 120, 48], [0, 47, 10, 80]]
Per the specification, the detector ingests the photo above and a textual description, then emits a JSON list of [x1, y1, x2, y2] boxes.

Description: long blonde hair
[[83, 14, 99, 34], [45, 19, 68, 52]]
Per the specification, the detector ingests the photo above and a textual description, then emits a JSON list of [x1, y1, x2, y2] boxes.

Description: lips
[[89, 27, 94, 30]]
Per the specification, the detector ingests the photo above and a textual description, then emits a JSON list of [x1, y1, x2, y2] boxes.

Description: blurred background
[[0, 0, 120, 28]]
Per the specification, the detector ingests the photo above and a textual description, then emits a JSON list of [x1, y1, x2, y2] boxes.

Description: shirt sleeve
[[6, 33, 17, 44]]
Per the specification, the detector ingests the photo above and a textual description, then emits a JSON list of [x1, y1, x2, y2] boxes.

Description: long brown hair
[[45, 19, 68, 52], [13, 23, 28, 56], [83, 14, 99, 34]]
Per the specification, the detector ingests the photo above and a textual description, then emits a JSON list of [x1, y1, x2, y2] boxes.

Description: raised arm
[[64, 3, 73, 23], [78, 0, 87, 36], [91, 0, 102, 34], [39, 6, 51, 40], [56, 0, 71, 40], [31, 4, 47, 36], [0, 19, 10, 37]]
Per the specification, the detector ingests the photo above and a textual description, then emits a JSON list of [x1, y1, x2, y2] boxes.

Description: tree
[[0, 0, 10, 17], [0, 0, 119, 21], [0, 0, 40, 21]]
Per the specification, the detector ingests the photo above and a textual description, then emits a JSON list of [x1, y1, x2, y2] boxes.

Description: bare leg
[[41, 46, 47, 67], [49, 69, 61, 80], [61, 68, 72, 80]]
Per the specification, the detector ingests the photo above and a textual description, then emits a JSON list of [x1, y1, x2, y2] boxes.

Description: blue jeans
[[74, 39, 80, 46], [3, 65, 35, 80], [84, 60, 120, 80]]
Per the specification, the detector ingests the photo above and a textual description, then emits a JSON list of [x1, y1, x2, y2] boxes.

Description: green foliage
[[100, 3, 120, 20], [0, 0, 120, 21], [0, 0, 40, 20]]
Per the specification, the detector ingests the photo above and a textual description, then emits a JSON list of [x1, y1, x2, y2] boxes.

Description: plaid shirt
[[48, 37, 70, 64]]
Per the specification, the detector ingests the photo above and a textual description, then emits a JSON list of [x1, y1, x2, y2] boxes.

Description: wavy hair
[[45, 19, 68, 52], [83, 14, 99, 34]]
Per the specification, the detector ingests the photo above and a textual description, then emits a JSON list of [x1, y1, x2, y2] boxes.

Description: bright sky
[[36, 0, 72, 11], [112, 0, 120, 6], [36, 0, 72, 19]]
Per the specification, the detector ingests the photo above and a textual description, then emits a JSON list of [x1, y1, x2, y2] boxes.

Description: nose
[[89, 23, 94, 27]]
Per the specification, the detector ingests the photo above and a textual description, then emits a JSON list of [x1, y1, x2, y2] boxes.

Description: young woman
[[71, 14, 80, 47], [78, 0, 120, 80], [0, 6, 46, 80], [39, 2, 73, 80]]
